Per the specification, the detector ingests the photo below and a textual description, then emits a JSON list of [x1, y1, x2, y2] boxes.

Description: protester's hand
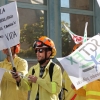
[[71, 84, 75, 89], [28, 75, 37, 83], [11, 71, 21, 82]]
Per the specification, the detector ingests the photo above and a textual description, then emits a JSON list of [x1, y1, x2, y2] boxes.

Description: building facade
[[0, 0, 100, 67]]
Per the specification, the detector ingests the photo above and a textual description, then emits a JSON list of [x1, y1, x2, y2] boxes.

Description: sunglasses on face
[[35, 48, 45, 53]]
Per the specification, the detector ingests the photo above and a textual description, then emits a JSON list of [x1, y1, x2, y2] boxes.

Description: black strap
[[30, 69, 35, 88], [31, 63, 54, 81], [49, 62, 55, 82], [63, 88, 68, 92], [32, 68, 35, 75]]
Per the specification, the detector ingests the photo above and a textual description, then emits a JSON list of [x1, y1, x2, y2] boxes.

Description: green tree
[[61, 21, 74, 56], [19, 17, 44, 58], [19, 17, 74, 58]]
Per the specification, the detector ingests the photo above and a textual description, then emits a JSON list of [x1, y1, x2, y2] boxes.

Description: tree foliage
[[19, 17, 74, 58], [61, 21, 74, 56], [19, 17, 44, 58], [20, 17, 44, 47]]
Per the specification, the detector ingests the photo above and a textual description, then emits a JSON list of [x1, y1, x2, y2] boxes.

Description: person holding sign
[[62, 70, 86, 100], [12, 36, 62, 100], [71, 42, 100, 99], [62, 43, 86, 100], [72, 78, 100, 99], [0, 44, 28, 100]]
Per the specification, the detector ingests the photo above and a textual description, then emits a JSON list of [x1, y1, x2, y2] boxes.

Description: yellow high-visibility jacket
[[20, 60, 62, 100], [0, 56, 28, 100], [75, 80, 100, 100], [62, 71, 86, 100]]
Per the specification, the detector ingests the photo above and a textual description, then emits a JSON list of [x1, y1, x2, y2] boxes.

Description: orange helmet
[[72, 42, 82, 52], [15, 44, 20, 53], [3, 44, 20, 54], [33, 36, 56, 58]]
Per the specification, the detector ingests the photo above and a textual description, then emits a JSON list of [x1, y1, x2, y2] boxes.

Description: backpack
[[49, 63, 68, 100], [49, 62, 63, 100], [49, 62, 55, 81]]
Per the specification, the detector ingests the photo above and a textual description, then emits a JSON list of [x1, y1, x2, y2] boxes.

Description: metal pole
[[8, 48, 16, 71]]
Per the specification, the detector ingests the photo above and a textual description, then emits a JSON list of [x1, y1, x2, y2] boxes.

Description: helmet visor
[[33, 41, 48, 48]]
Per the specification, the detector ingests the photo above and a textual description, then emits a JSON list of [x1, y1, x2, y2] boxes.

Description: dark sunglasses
[[35, 48, 45, 53]]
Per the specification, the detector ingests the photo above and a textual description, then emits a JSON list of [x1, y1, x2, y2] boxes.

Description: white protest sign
[[0, 68, 6, 83], [57, 34, 100, 89], [0, 1, 20, 50], [97, 0, 100, 7]]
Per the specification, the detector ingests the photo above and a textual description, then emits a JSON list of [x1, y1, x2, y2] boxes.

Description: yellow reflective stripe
[[86, 91, 100, 96], [87, 99, 96, 100], [51, 82, 56, 93]]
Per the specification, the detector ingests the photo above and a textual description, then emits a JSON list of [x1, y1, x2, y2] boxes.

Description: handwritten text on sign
[[0, 2, 20, 50]]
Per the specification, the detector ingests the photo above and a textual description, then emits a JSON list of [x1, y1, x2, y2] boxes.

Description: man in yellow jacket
[[12, 36, 62, 100], [0, 44, 28, 100], [72, 79, 100, 99], [71, 42, 100, 100]]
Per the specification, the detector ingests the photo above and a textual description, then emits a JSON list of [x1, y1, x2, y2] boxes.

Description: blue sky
[[61, 0, 69, 7], [61, 0, 70, 24]]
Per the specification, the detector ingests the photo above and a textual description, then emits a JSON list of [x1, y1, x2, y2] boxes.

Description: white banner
[[97, 0, 100, 7], [0, 2, 20, 50], [57, 34, 100, 89], [63, 24, 90, 44], [83, 22, 88, 43]]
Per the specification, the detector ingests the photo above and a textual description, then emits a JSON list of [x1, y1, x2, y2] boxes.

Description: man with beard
[[12, 36, 62, 100], [0, 44, 28, 100]]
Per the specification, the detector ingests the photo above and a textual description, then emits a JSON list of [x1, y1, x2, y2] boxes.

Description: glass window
[[8, 0, 46, 4], [61, 13, 93, 57], [28, 61, 37, 70], [17, 8, 47, 59], [61, 0, 93, 11]]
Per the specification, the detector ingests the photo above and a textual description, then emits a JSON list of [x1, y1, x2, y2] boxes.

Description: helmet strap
[[45, 48, 51, 60], [38, 48, 50, 65]]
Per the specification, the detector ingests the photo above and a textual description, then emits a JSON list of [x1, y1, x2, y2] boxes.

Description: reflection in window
[[70, 14, 93, 37], [61, 13, 70, 26], [61, 13, 93, 57], [61, 0, 69, 8], [61, 22, 73, 56], [61, 0, 93, 11], [17, 8, 46, 59], [8, 0, 46, 4]]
